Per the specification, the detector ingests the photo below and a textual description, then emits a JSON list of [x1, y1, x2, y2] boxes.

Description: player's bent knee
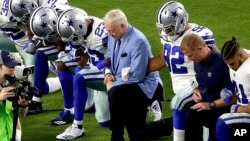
[[170, 93, 193, 110]]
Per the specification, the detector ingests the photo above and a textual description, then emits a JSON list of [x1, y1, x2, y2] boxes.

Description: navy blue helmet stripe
[[202, 35, 214, 40], [205, 40, 215, 45]]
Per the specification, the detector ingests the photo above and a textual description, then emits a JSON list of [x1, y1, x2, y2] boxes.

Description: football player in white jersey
[[55, 8, 110, 140], [216, 37, 250, 141], [0, 0, 36, 71], [0, 0, 69, 114], [147, 1, 216, 141], [26, 5, 69, 115]]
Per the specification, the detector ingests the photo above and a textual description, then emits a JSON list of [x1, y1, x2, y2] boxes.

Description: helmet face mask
[[57, 8, 88, 44], [46, 32, 60, 42], [29, 7, 58, 39], [156, 1, 189, 41], [163, 25, 175, 36], [61, 32, 79, 43]]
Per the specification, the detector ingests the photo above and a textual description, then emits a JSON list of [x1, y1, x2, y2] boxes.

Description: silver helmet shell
[[57, 8, 88, 43], [29, 7, 58, 38], [9, 0, 38, 21], [156, 1, 189, 41]]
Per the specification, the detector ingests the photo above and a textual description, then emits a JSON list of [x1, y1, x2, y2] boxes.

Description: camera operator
[[0, 49, 28, 141]]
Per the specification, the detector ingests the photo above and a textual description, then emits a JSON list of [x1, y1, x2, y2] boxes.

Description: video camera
[[5, 74, 38, 102], [14, 65, 35, 80]]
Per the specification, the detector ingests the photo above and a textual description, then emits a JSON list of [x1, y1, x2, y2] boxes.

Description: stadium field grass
[[22, 0, 250, 141]]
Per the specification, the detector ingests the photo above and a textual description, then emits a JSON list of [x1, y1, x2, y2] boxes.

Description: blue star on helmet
[[19, 2, 26, 9], [171, 11, 178, 18], [67, 19, 75, 27], [40, 21, 48, 29]]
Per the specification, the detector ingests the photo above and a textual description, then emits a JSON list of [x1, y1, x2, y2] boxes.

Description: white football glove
[[230, 104, 239, 113], [24, 39, 37, 54], [220, 88, 233, 104], [57, 50, 78, 62]]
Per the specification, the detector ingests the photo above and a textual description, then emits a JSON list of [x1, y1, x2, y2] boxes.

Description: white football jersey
[[84, 16, 108, 66], [0, 0, 13, 27], [229, 56, 250, 106], [69, 16, 108, 66], [161, 23, 215, 95], [38, 0, 68, 7], [38, 0, 71, 18], [0, 0, 29, 46]]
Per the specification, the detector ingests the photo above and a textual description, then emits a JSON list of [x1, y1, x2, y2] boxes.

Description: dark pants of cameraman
[[185, 102, 231, 141], [108, 83, 162, 141]]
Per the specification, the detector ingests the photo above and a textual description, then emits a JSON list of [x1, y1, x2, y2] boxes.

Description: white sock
[[73, 120, 83, 125], [16, 129, 22, 141], [65, 107, 74, 114], [203, 126, 209, 141], [173, 128, 185, 141], [46, 77, 61, 93]]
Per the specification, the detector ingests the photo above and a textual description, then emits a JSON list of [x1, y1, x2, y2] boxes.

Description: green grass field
[[22, 0, 250, 141]]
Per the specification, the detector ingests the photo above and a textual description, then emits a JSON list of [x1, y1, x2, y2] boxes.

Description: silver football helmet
[[29, 7, 58, 39], [156, 1, 189, 41], [9, 0, 38, 22], [57, 8, 88, 43]]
